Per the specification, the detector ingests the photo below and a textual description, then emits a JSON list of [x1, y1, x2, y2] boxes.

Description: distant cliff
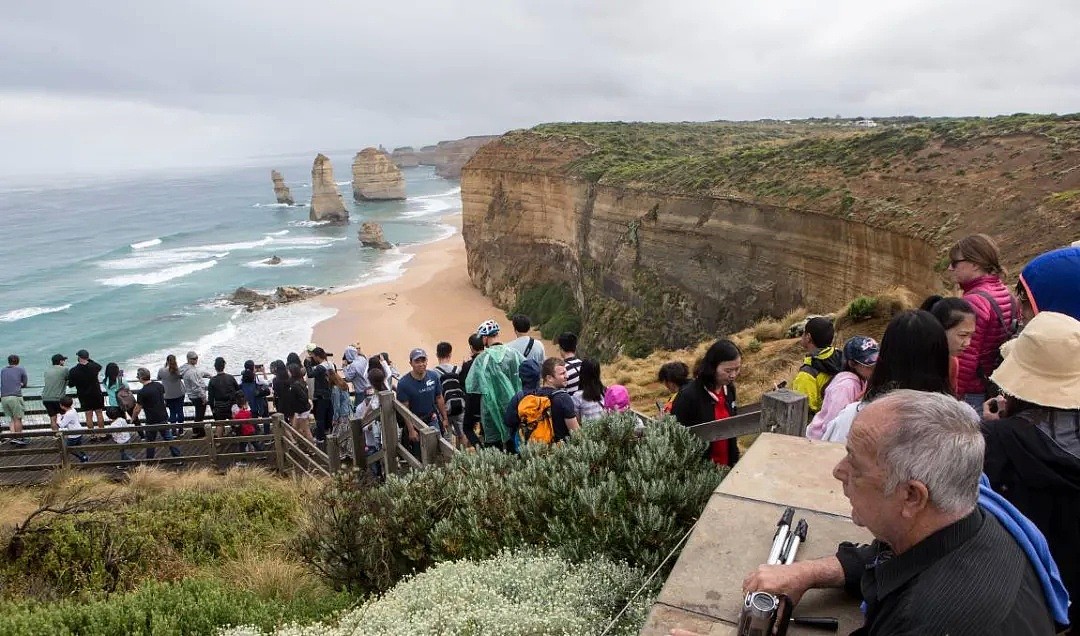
[[392, 136, 500, 178], [352, 148, 406, 201], [461, 116, 1080, 358]]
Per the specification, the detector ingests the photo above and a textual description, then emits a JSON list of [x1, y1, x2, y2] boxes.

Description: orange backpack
[[517, 392, 555, 445]]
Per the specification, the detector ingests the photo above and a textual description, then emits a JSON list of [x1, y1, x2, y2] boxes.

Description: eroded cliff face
[[271, 170, 294, 205], [352, 148, 406, 201], [309, 154, 349, 223], [462, 138, 939, 357]]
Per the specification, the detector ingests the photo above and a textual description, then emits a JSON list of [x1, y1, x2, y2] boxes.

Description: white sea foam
[[130, 238, 162, 250], [412, 186, 461, 200], [99, 260, 218, 287], [335, 181, 351, 186], [288, 219, 331, 228], [265, 230, 290, 236], [243, 257, 313, 268], [333, 248, 415, 293], [400, 187, 462, 218], [127, 302, 338, 373], [0, 304, 72, 323]]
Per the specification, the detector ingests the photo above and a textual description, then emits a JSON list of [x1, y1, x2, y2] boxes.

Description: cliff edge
[[461, 116, 1080, 358]]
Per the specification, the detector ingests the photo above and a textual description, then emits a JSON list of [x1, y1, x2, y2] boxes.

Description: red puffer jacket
[[957, 275, 1016, 395]]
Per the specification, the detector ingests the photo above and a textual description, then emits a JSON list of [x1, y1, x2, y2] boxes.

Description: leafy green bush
[[4, 486, 301, 598], [297, 413, 723, 595], [0, 577, 352, 636], [222, 551, 650, 636], [846, 296, 878, 321], [747, 338, 763, 353], [510, 283, 582, 339]]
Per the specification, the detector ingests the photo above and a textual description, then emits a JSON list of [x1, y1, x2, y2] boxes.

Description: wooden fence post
[[271, 414, 286, 475], [760, 389, 808, 437], [419, 427, 438, 467], [379, 390, 398, 475], [205, 422, 218, 469], [327, 436, 341, 474], [57, 433, 70, 471]]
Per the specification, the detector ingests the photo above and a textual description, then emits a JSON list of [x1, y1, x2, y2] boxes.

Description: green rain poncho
[[464, 344, 524, 444]]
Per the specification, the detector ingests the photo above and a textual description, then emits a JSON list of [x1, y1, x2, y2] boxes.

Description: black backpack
[[435, 365, 466, 417]]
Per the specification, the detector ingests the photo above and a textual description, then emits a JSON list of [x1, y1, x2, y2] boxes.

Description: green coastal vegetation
[[0, 413, 720, 635]]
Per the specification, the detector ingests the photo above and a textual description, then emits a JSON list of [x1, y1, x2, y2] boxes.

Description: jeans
[[190, 397, 207, 437], [66, 434, 89, 462], [144, 425, 182, 459], [166, 397, 185, 424], [963, 393, 987, 413]]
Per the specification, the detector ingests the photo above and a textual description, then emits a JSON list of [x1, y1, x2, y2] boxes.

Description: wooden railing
[[683, 389, 808, 444]]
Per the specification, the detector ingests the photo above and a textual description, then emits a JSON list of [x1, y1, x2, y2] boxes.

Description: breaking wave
[[99, 260, 218, 287], [0, 304, 72, 323], [130, 238, 162, 250]]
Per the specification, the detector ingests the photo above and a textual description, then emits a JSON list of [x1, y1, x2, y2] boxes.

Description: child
[[603, 385, 631, 413], [57, 396, 89, 463], [232, 394, 256, 453], [104, 406, 134, 462]]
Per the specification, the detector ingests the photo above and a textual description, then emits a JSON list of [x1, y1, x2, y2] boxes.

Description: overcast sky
[[2, 0, 1078, 177]]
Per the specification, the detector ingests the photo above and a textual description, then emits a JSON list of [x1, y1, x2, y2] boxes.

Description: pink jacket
[[957, 275, 1016, 395], [805, 371, 864, 440]]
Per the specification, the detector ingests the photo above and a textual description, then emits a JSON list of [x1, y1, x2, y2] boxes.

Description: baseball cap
[[409, 348, 428, 362], [51, 353, 67, 365], [75, 349, 90, 359], [843, 336, 880, 366]]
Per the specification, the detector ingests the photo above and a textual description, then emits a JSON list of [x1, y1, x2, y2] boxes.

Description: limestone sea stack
[[271, 170, 294, 205], [390, 146, 420, 168], [352, 148, 406, 201], [359, 221, 393, 250], [309, 154, 349, 223]]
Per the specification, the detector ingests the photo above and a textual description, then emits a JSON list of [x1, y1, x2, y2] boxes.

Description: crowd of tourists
[[1, 235, 1078, 633]]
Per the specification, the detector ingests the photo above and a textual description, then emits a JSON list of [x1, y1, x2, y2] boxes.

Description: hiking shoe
[[78, 453, 89, 463], [11, 438, 29, 447]]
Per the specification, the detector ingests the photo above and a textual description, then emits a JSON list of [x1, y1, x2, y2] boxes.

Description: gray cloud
[[2, 0, 1078, 177]]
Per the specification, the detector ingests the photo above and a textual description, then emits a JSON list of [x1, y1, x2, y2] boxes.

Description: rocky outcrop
[[271, 170, 294, 205], [228, 285, 326, 312], [309, 154, 349, 223], [414, 136, 500, 178], [359, 222, 393, 249], [390, 146, 420, 168], [461, 135, 941, 359], [352, 148, 406, 201], [263, 255, 282, 265]]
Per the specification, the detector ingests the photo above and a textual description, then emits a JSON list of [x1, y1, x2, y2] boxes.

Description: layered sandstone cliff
[[271, 170, 294, 205], [309, 154, 349, 223], [352, 148, 406, 201], [461, 119, 1080, 358]]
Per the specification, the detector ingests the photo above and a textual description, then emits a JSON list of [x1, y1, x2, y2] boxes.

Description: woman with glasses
[[947, 234, 1017, 411]]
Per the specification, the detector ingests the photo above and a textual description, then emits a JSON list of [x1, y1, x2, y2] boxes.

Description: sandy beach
[[311, 217, 524, 366]]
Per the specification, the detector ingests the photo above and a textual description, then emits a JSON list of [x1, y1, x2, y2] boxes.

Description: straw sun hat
[[990, 311, 1080, 409]]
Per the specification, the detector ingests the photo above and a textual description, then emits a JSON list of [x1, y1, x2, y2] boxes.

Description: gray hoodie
[[177, 363, 211, 400]]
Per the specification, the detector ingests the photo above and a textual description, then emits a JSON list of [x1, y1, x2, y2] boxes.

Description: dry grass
[[216, 549, 328, 602], [605, 288, 918, 416]]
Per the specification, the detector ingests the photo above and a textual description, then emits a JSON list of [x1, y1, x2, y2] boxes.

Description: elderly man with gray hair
[[738, 391, 1057, 635]]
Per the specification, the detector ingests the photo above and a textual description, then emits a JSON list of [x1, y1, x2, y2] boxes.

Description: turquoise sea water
[[0, 156, 461, 384]]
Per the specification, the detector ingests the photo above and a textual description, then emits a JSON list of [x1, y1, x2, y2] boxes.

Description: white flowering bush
[[297, 412, 723, 595], [220, 551, 650, 636]]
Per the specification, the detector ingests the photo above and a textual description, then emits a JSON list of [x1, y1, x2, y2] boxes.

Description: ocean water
[[0, 157, 461, 383]]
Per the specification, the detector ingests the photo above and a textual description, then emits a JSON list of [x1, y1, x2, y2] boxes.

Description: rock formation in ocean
[[358, 222, 393, 250], [352, 148, 406, 201], [460, 119, 1080, 358], [390, 146, 420, 168], [264, 255, 282, 265], [309, 154, 349, 223], [228, 285, 326, 312], [271, 170, 294, 205]]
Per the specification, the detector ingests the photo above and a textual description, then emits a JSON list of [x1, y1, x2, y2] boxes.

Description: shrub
[[297, 413, 723, 595], [3, 485, 302, 599], [510, 283, 582, 339], [0, 577, 351, 636], [221, 551, 650, 636], [747, 338, 763, 353], [846, 296, 878, 321]]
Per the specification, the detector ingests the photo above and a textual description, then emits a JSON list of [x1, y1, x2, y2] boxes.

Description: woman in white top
[[821, 310, 953, 443], [805, 336, 878, 440], [573, 359, 606, 423]]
